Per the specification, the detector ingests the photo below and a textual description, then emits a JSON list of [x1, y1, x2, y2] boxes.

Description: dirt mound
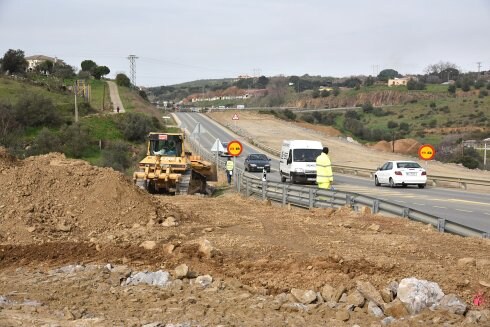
[[0, 153, 183, 244], [370, 138, 421, 155], [0, 147, 18, 170]]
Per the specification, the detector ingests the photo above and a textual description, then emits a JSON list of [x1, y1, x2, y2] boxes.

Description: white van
[[279, 140, 323, 183]]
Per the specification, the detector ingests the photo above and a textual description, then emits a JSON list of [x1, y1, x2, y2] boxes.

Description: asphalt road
[[175, 112, 490, 233]]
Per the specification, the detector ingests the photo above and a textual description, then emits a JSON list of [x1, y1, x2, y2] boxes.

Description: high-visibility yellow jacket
[[316, 153, 333, 183], [226, 160, 234, 171]]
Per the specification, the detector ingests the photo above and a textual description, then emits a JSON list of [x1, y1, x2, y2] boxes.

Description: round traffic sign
[[418, 144, 436, 160], [227, 140, 243, 157]]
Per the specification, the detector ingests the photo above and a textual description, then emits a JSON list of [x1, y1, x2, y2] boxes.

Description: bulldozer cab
[[148, 133, 183, 157]]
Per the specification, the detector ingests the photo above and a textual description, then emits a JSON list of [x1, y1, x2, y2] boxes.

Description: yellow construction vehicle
[[133, 132, 217, 195]]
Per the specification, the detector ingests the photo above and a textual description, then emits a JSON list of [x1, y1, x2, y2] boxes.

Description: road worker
[[316, 146, 333, 190]]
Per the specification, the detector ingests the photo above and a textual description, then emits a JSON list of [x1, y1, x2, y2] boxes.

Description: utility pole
[[74, 81, 79, 123], [477, 62, 482, 75], [127, 55, 139, 89]]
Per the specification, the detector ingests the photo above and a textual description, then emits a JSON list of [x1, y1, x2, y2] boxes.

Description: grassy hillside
[[0, 76, 176, 173]]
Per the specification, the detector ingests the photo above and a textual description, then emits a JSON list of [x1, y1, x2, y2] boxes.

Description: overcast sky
[[1, 0, 489, 86]]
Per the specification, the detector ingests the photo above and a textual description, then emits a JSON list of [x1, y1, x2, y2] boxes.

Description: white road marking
[[412, 203, 425, 206], [433, 206, 447, 209], [455, 209, 473, 213], [483, 213, 490, 216], [395, 200, 406, 203]]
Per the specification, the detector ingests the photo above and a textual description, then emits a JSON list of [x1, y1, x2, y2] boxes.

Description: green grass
[[89, 80, 111, 111], [118, 86, 135, 112], [0, 77, 73, 107], [80, 115, 122, 140]]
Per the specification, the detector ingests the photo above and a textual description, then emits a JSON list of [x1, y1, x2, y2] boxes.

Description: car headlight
[[265, 164, 270, 167], [295, 168, 304, 173]]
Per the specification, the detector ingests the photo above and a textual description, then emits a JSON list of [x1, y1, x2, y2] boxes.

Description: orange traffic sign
[[227, 140, 243, 157], [232, 113, 239, 120], [418, 144, 436, 160]]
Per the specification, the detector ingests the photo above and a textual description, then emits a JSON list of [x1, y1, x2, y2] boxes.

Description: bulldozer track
[[177, 170, 192, 195]]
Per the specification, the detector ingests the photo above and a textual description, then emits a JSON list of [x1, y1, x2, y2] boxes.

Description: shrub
[[27, 128, 61, 156], [387, 121, 399, 129], [479, 89, 488, 98], [429, 119, 437, 128], [320, 90, 330, 97], [399, 122, 410, 131], [101, 141, 131, 172], [448, 84, 456, 94], [0, 102, 21, 147], [14, 94, 61, 128], [429, 102, 436, 109], [116, 112, 160, 142], [60, 123, 95, 158], [283, 109, 296, 120], [362, 102, 374, 113], [301, 113, 314, 124]]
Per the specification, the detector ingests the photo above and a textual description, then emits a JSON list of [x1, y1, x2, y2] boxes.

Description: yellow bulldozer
[[133, 132, 217, 195]]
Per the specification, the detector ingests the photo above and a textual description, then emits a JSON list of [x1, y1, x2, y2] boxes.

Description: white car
[[374, 161, 427, 188]]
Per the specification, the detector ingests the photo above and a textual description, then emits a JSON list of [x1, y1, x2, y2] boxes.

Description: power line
[[127, 55, 139, 88]]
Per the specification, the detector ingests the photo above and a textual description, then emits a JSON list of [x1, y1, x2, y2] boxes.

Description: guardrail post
[[346, 195, 352, 207], [237, 172, 241, 193], [437, 218, 446, 233], [309, 188, 314, 209], [483, 233, 489, 239], [282, 184, 287, 206], [246, 178, 250, 197], [372, 200, 379, 214], [262, 181, 267, 200], [402, 208, 410, 218]]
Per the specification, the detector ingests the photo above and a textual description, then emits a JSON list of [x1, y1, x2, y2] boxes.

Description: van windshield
[[293, 149, 322, 162]]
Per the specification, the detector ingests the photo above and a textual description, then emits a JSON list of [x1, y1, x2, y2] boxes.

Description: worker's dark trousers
[[227, 171, 232, 185]]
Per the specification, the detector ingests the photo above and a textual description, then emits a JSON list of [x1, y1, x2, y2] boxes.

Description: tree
[[81, 60, 97, 73], [36, 60, 54, 75], [52, 62, 76, 79], [377, 69, 400, 82], [364, 76, 375, 86], [343, 77, 362, 88], [0, 49, 28, 74], [93, 65, 110, 79], [425, 61, 459, 76], [116, 73, 131, 87], [256, 76, 269, 89]]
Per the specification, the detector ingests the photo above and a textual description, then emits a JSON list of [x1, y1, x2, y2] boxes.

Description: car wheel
[[267, 168, 271, 173], [402, 183, 407, 188], [374, 176, 380, 186], [389, 178, 395, 188], [418, 184, 426, 189], [281, 172, 286, 183], [290, 175, 296, 184], [245, 166, 248, 172]]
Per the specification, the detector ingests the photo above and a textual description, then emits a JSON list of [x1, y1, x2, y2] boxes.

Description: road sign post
[[232, 113, 239, 130], [418, 144, 436, 167]]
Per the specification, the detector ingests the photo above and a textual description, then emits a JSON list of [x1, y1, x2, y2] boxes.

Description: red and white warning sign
[[232, 113, 239, 120]]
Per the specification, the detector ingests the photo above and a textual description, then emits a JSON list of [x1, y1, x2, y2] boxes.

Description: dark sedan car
[[244, 153, 271, 172]]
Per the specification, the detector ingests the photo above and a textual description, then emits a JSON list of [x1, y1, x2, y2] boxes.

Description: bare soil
[[0, 150, 489, 325]]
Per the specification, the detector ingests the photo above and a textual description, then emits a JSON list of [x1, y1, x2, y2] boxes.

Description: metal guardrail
[[234, 172, 489, 239]]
